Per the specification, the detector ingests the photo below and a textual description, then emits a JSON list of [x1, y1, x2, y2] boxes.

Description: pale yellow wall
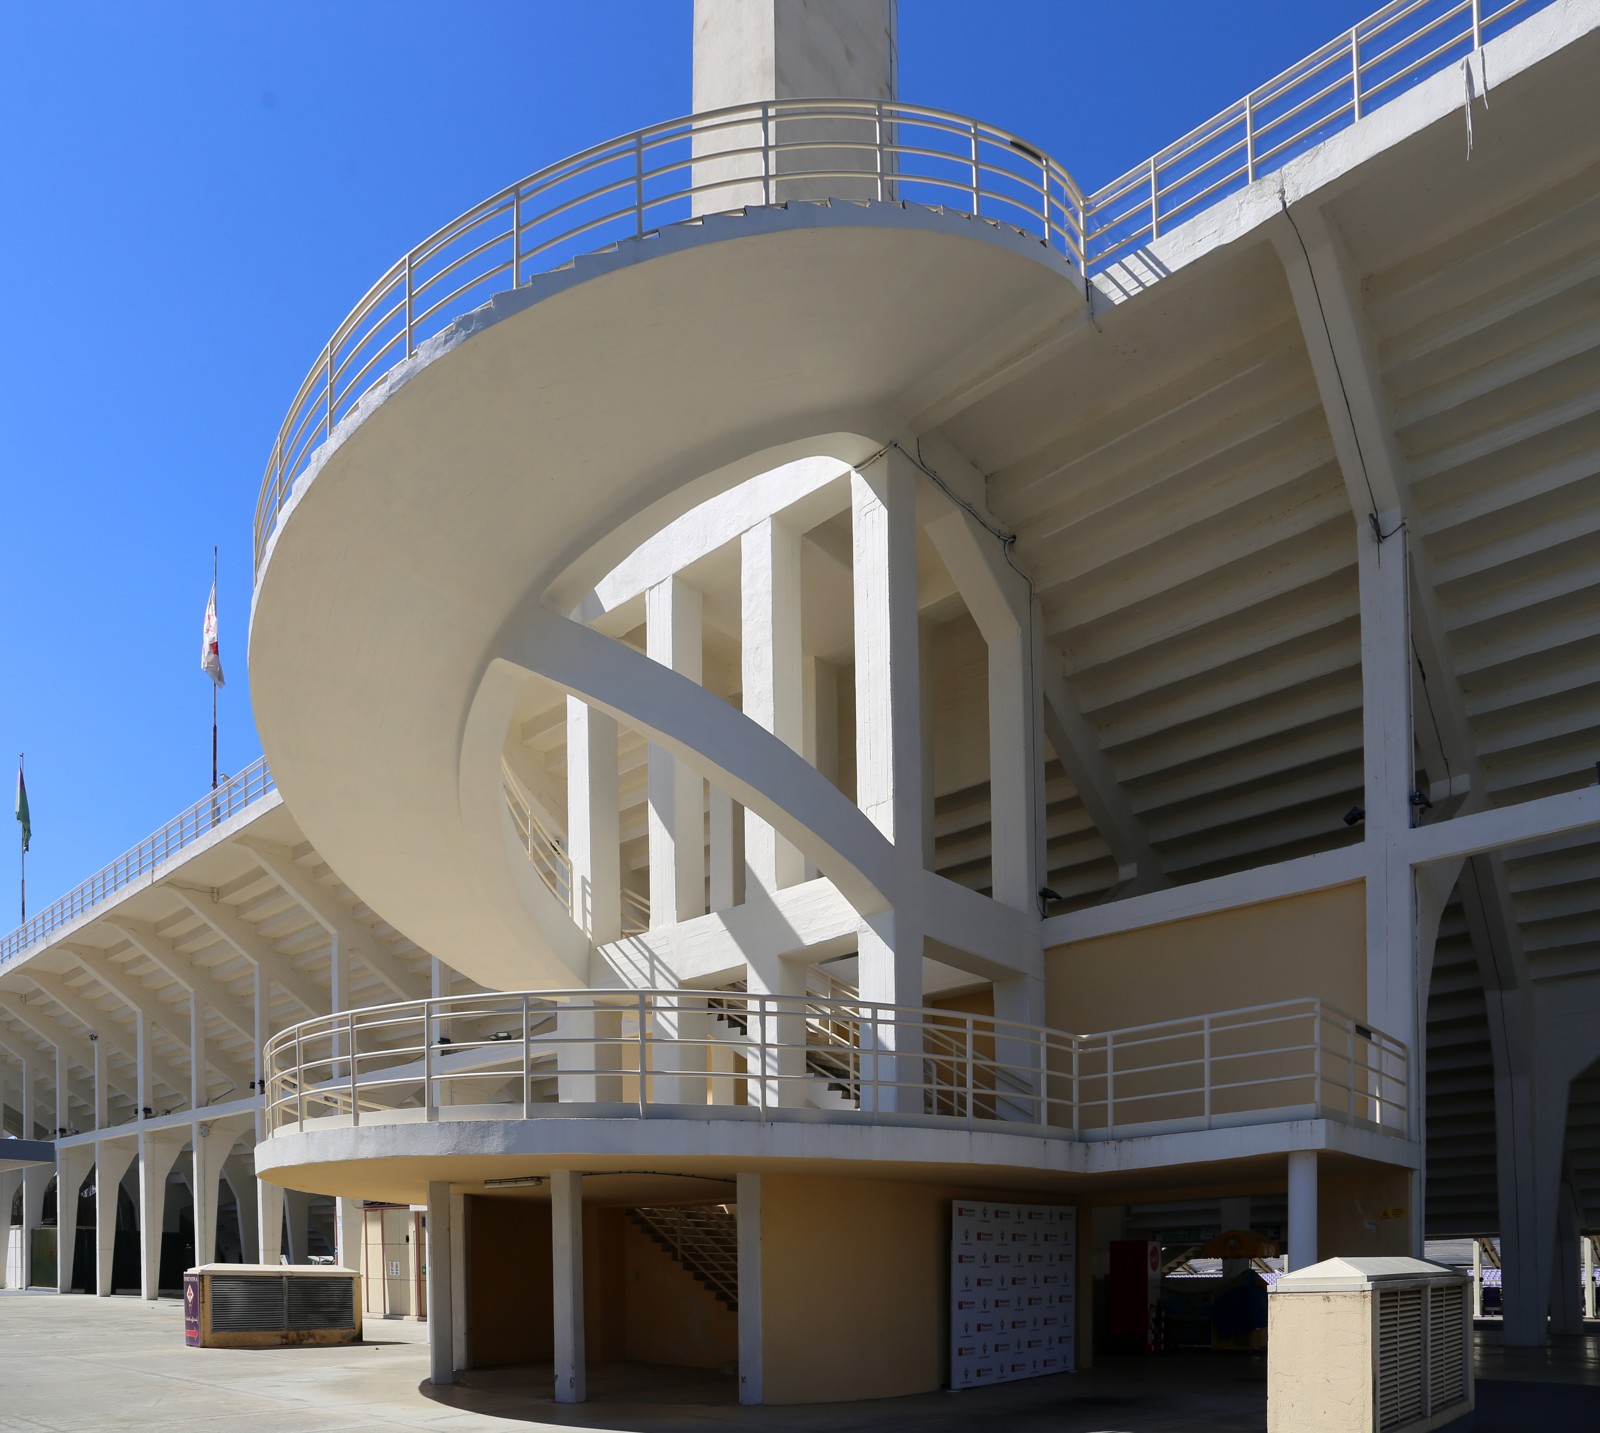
[[761, 1174, 1075, 1404], [621, 1215, 738, 1369], [1266, 1290, 1373, 1433], [1319, 1165, 1412, 1260], [1047, 882, 1367, 1033]]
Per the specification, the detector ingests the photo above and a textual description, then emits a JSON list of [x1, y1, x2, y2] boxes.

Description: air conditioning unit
[[183, 1264, 362, 1348], [1267, 1256, 1472, 1433]]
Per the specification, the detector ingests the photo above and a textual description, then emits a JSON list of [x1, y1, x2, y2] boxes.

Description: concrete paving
[[1, 1293, 1597, 1433]]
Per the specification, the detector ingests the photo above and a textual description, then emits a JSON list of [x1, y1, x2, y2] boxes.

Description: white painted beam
[[567, 698, 621, 944], [106, 919, 255, 1043], [1407, 785, 1600, 868], [646, 577, 707, 925], [167, 887, 327, 1018], [550, 1170, 585, 1403]]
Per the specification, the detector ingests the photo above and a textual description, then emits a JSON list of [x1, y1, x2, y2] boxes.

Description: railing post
[[1036, 1025, 1048, 1127], [295, 1026, 305, 1129], [965, 1017, 975, 1127], [874, 102, 885, 202], [637, 992, 649, 1117], [1351, 27, 1362, 121], [1312, 1003, 1323, 1117], [634, 132, 646, 236], [522, 994, 532, 1121], [1148, 156, 1159, 240], [1348, 1017, 1356, 1124], [424, 999, 436, 1122], [756, 994, 769, 1118], [1106, 1033, 1116, 1137], [348, 1011, 359, 1127], [969, 121, 980, 215], [761, 102, 772, 206], [1245, 93, 1256, 183], [1203, 1013, 1213, 1129], [511, 187, 523, 289], [1071, 1039, 1080, 1139], [1472, 0, 1483, 51], [404, 251, 414, 357], [324, 341, 334, 438]]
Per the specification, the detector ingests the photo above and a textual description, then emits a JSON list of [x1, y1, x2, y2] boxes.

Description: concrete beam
[[106, 920, 255, 1043], [167, 887, 327, 1018]]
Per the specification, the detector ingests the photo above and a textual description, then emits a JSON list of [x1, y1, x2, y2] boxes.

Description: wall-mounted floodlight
[[1343, 807, 1366, 827]]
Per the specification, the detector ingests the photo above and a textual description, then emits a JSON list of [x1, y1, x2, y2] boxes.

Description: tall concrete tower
[[693, 0, 897, 111], [690, 0, 899, 210]]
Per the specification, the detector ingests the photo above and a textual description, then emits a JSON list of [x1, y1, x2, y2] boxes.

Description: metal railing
[[251, 0, 1558, 573], [1083, 0, 1555, 265], [252, 99, 1085, 571], [0, 756, 276, 968], [262, 989, 1407, 1142], [501, 759, 648, 935]]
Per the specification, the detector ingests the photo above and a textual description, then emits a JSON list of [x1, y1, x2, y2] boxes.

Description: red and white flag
[[201, 582, 225, 688]]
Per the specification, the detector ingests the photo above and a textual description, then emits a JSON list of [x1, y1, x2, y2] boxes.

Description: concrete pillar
[[647, 577, 706, 926], [1584, 1235, 1596, 1322], [425, 1182, 455, 1386], [741, 516, 806, 894], [54, 1047, 68, 1137], [856, 912, 923, 1114], [335, 1196, 363, 1272], [190, 1124, 225, 1269], [0, 1169, 19, 1289], [551, 1171, 585, 1403], [992, 974, 1048, 1121], [554, 1003, 623, 1105], [94, 1142, 135, 1295], [93, 1036, 108, 1133], [1550, 1178, 1584, 1337], [189, 994, 207, 1110], [987, 619, 1039, 912], [283, 1189, 311, 1264], [222, 1155, 259, 1264], [708, 787, 745, 912], [54, 1144, 94, 1293], [652, 994, 709, 1106], [691, 0, 898, 210], [1219, 1195, 1252, 1280], [1287, 1151, 1318, 1271], [567, 698, 621, 944], [851, 456, 923, 853], [745, 958, 807, 1111], [137, 1132, 184, 1298], [1472, 1238, 1484, 1320], [736, 1172, 762, 1405], [257, 1178, 285, 1265]]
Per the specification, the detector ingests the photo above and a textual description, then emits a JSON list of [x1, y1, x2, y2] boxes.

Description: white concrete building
[[4, 0, 1600, 1407]]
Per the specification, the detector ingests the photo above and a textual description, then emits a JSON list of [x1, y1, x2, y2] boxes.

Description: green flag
[[15, 765, 29, 854]]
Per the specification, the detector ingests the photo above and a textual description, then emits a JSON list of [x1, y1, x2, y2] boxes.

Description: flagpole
[[212, 546, 219, 792], [17, 753, 24, 926]]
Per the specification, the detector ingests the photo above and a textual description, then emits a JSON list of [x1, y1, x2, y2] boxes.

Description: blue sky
[[0, 0, 1378, 922]]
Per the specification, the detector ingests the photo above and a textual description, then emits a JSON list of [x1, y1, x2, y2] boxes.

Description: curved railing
[[251, 99, 1086, 571], [251, 1, 1560, 574], [0, 756, 276, 968], [262, 988, 1407, 1142]]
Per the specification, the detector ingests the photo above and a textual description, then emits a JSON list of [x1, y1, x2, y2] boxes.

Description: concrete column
[[257, 1177, 285, 1265], [1219, 1195, 1252, 1280], [647, 577, 706, 926], [652, 995, 709, 1106], [736, 1172, 763, 1405], [856, 911, 923, 1114], [190, 994, 207, 1110], [137, 1132, 184, 1298], [567, 698, 621, 943], [283, 1189, 311, 1264], [1472, 1238, 1484, 1320], [190, 1125, 224, 1268], [992, 974, 1048, 1120], [1584, 1235, 1596, 1322], [1287, 1151, 1318, 1271], [554, 1003, 623, 1104], [94, 1142, 135, 1295], [54, 1047, 68, 1137], [93, 1036, 107, 1132], [424, 1182, 454, 1386], [745, 957, 807, 1110], [987, 620, 1039, 912], [55, 1143, 94, 1293], [222, 1155, 259, 1264], [708, 787, 745, 912], [0, 1169, 19, 1289], [742, 516, 806, 895], [851, 456, 923, 852], [335, 1196, 363, 1271], [551, 1170, 585, 1403], [450, 1190, 469, 1370]]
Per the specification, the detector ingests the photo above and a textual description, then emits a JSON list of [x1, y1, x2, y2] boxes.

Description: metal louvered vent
[[287, 1275, 356, 1330], [1377, 1286, 1425, 1431], [210, 1275, 288, 1332], [1427, 1283, 1467, 1412]]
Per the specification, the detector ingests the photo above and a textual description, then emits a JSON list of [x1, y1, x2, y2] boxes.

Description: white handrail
[[262, 989, 1408, 1144], [251, 0, 1560, 579], [0, 756, 276, 968]]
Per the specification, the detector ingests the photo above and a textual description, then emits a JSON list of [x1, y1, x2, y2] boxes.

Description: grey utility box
[[1267, 1256, 1472, 1433]]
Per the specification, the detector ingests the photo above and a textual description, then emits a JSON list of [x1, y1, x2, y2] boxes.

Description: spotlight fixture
[[87, 1032, 97, 1043], [435, 1035, 453, 1046], [1343, 806, 1366, 827], [1409, 790, 1433, 811], [1037, 886, 1063, 917]]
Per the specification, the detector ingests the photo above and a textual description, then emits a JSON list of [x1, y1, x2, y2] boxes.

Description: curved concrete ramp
[[250, 201, 1079, 986]]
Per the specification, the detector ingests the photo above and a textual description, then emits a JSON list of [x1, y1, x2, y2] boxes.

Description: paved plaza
[[0, 1292, 1596, 1432]]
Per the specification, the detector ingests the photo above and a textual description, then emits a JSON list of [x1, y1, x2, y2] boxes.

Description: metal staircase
[[627, 1204, 739, 1310]]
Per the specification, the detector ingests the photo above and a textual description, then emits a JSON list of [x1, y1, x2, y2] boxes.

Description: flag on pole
[[202, 581, 225, 688], [14, 763, 29, 854]]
